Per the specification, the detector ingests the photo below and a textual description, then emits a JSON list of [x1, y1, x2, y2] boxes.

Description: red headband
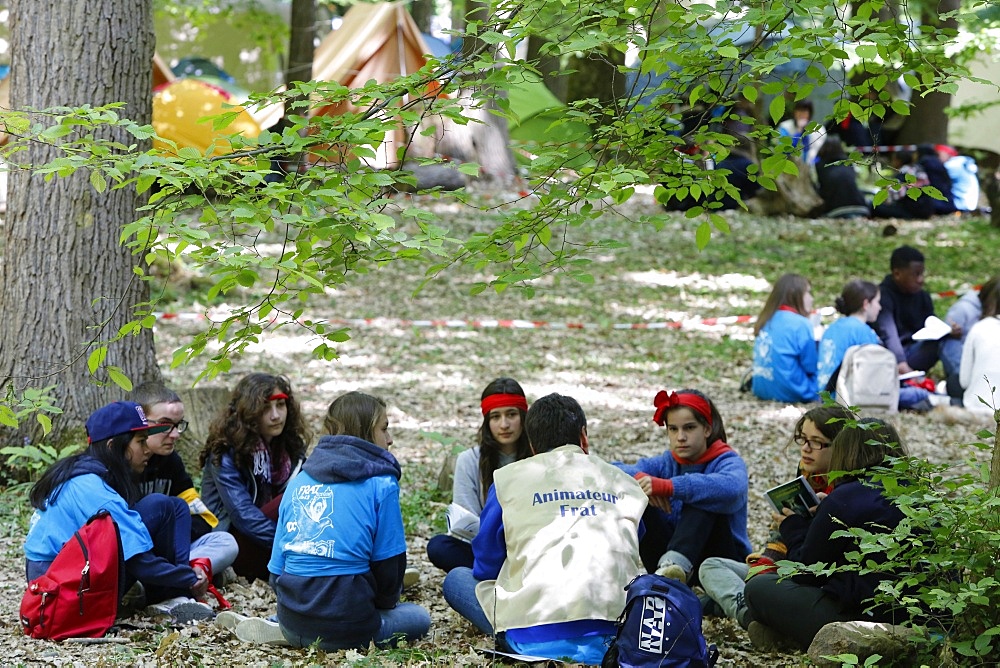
[[481, 393, 528, 416], [268, 392, 289, 401], [652, 390, 712, 427]]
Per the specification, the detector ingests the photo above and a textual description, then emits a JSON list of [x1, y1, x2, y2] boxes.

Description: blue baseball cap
[[86, 401, 171, 444]]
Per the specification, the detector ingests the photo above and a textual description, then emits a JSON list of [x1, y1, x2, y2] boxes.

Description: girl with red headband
[[617, 388, 750, 584], [751, 273, 820, 403], [426, 378, 532, 572], [200, 373, 311, 582]]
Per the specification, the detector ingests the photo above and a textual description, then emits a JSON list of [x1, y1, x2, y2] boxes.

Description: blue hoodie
[[268, 434, 407, 649]]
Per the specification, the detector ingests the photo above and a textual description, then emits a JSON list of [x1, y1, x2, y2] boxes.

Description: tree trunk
[[527, 35, 567, 103], [1, 0, 160, 444], [175, 386, 231, 473], [286, 0, 316, 89], [441, 0, 516, 187], [410, 0, 434, 33], [566, 46, 626, 117]]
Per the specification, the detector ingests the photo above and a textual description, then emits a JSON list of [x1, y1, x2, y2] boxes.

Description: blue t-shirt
[[24, 473, 153, 563], [817, 316, 881, 392], [752, 309, 819, 403], [269, 471, 406, 577]]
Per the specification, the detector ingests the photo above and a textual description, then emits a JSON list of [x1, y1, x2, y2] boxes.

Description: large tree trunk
[[0, 0, 160, 444]]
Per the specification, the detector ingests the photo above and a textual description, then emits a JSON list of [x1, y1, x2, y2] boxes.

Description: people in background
[[873, 150, 933, 220], [940, 282, 985, 406], [200, 373, 310, 582], [936, 145, 979, 213], [874, 246, 957, 375], [778, 100, 826, 165], [817, 279, 882, 393], [617, 389, 750, 583], [426, 378, 532, 572], [960, 277, 1000, 415], [917, 144, 956, 215], [814, 137, 871, 218], [752, 273, 820, 403]]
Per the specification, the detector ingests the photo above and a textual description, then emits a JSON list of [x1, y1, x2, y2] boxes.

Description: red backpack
[[20, 510, 125, 640]]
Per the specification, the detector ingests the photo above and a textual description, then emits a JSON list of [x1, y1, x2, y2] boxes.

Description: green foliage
[[782, 433, 1000, 665], [400, 462, 449, 537], [1, 442, 81, 481], [821, 654, 884, 667], [0, 385, 62, 438], [0, 0, 980, 422]]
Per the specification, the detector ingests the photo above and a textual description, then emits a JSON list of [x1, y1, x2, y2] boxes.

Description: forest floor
[[1, 189, 996, 666]]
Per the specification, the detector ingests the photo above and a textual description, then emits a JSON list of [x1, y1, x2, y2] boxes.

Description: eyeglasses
[[793, 434, 830, 451], [155, 419, 189, 434]]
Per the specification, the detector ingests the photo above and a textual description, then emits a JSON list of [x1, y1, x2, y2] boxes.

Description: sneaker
[[147, 596, 215, 624], [655, 563, 689, 582], [172, 599, 216, 624], [235, 618, 290, 646], [215, 610, 249, 631], [734, 591, 751, 630], [748, 621, 791, 652], [216, 566, 238, 587], [403, 568, 420, 590]]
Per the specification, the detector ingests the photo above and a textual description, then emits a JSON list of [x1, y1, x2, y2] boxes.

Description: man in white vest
[[442, 393, 647, 664]]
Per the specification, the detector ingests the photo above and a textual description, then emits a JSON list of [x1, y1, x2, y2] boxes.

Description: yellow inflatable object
[[153, 78, 261, 157]]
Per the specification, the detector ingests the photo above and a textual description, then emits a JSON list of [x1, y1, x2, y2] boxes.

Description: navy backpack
[[602, 573, 718, 668]]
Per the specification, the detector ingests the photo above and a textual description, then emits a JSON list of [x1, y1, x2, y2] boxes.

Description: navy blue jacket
[[779, 477, 903, 616]]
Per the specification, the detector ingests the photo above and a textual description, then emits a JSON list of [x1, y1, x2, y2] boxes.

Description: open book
[[765, 475, 820, 518], [446, 503, 480, 543], [912, 315, 951, 341]]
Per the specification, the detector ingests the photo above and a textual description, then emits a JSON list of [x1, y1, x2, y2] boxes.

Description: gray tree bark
[[0, 0, 160, 443]]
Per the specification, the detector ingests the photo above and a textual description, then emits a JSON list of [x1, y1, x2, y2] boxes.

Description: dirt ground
[[2, 192, 995, 666]]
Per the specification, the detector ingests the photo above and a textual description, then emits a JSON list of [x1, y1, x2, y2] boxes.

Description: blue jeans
[[442, 567, 494, 635], [280, 603, 430, 650], [132, 494, 194, 603]]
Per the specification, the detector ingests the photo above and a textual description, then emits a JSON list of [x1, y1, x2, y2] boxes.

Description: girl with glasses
[[743, 418, 909, 651], [698, 405, 855, 630], [131, 381, 238, 612]]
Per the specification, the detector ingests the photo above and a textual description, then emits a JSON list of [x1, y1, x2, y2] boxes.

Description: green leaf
[[107, 366, 133, 392], [695, 221, 711, 249], [90, 170, 107, 193], [768, 96, 785, 125], [87, 347, 107, 374]]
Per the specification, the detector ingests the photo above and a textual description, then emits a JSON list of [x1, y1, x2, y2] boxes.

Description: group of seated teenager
[[425, 381, 921, 661], [22, 371, 938, 659], [751, 244, 1000, 415]]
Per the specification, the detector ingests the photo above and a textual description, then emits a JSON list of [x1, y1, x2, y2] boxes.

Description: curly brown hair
[[200, 373, 310, 472]]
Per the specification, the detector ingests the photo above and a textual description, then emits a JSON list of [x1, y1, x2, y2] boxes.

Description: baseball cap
[[86, 401, 171, 444]]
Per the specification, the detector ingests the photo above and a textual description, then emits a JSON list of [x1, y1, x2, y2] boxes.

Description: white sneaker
[[235, 617, 290, 646], [215, 610, 249, 630], [403, 568, 420, 589]]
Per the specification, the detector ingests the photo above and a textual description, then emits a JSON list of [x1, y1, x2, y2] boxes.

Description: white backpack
[[835, 344, 899, 412]]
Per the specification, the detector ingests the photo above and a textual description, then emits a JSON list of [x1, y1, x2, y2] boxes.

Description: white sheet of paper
[[912, 315, 951, 341]]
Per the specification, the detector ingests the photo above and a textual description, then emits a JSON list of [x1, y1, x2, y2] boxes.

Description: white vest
[[475, 445, 647, 632]]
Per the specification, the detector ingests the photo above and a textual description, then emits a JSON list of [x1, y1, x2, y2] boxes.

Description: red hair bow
[[652, 390, 712, 427]]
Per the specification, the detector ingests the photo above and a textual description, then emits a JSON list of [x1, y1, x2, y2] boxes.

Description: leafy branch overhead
[[0, 0, 973, 383]]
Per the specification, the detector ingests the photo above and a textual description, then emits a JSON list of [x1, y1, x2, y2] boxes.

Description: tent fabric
[[310, 2, 433, 168], [153, 78, 261, 157], [506, 74, 591, 148]]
